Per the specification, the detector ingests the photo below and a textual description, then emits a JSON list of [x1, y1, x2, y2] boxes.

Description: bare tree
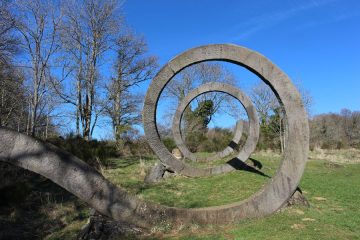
[[56, 0, 122, 140], [105, 33, 157, 140], [0, 1, 26, 130], [250, 82, 278, 125], [15, 0, 62, 136], [0, 0, 19, 64], [250, 82, 283, 150], [0, 66, 27, 130], [164, 62, 235, 103], [311, 109, 360, 149], [250, 81, 313, 152], [162, 62, 237, 137]]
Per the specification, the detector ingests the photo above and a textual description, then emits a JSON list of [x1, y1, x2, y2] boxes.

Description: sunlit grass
[[37, 151, 360, 239], [103, 154, 281, 208], [102, 153, 360, 239]]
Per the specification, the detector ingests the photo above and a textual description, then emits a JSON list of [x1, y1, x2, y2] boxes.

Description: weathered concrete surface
[[143, 44, 308, 179], [144, 162, 166, 184], [1, 44, 309, 226], [171, 83, 259, 164]]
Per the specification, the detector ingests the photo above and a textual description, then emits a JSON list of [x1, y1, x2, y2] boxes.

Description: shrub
[[47, 136, 117, 169], [162, 137, 176, 151], [198, 127, 232, 152]]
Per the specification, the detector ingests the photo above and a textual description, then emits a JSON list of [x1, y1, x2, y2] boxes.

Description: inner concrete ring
[[172, 82, 259, 163]]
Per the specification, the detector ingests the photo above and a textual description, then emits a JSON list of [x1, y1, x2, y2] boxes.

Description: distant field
[[2, 151, 359, 239], [309, 148, 360, 164]]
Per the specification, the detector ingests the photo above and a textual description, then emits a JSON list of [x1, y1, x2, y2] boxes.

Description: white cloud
[[230, 0, 341, 41]]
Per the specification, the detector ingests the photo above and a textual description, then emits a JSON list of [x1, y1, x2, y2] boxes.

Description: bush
[[162, 137, 176, 151], [47, 136, 118, 169], [185, 132, 207, 152], [198, 127, 232, 152], [115, 137, 154, 156]]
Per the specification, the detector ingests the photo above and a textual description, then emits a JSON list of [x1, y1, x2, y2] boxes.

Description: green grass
[[101, 154, 360, 239], [4, 152, 358, 239], [104, 153, 282, 208]]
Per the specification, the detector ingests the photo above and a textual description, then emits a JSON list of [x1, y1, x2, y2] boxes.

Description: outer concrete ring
[[172, 82, 259, 163], [143, 44, 309, 216]]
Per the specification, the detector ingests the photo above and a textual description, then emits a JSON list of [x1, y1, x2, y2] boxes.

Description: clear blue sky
[[123, 0, 360, 115]]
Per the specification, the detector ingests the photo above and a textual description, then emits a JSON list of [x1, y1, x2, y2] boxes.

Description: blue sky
[[123, 0, 360, 115]]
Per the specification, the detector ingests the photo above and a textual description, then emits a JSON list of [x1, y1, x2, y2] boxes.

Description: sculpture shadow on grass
[[248, 158, 263, 170], [226, 158, 270, 178], [232, 157, 306, 195], [225, 157, 305, 203]]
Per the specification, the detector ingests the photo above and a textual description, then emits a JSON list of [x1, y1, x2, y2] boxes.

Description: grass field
[[1, 151, 359, 239], [101, 153, 360, 239]]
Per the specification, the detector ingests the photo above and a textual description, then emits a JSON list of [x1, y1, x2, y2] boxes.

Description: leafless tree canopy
[[161, 62, 241, 135], [105, 32, 158, 140], [0, 0, 155, 141], [0, 0, 357, 154], [0, 0, 19, 64], [310, 109, 360, 149]]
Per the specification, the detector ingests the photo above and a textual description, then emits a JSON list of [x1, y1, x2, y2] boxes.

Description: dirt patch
[[291, 223, 305, 230], [302, 218, 316, 222], [313, 197, 327, 201], [291, 209, 305, 215]]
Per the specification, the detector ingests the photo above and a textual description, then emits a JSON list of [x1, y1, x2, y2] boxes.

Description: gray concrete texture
[[143, 44, 308, 178], [1, 44, 309, 227], [171, 82, 259, 163]]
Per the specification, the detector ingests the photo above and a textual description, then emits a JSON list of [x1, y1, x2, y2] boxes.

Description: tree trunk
[[30, 83, 38, 137], [113, 87, 121, 141], [82, 39, 98, 141], [26, 100, 31, 135], [30, 39, 41, 137], [279, 116, 284, 153], [0, 87, 4, 127], [83, 105, 91, 140], [45, 115, 49, 139], [76, 43, 83, 136]]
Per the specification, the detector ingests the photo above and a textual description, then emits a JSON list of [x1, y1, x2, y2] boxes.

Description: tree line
[[310, 109, 360, 149], [0, 0, 157, 141], [1, 0, 359, 153]]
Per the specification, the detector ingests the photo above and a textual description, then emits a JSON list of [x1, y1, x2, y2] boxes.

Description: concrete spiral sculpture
[[0, 44, 309, 227], [171, 82, 259, 163]]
